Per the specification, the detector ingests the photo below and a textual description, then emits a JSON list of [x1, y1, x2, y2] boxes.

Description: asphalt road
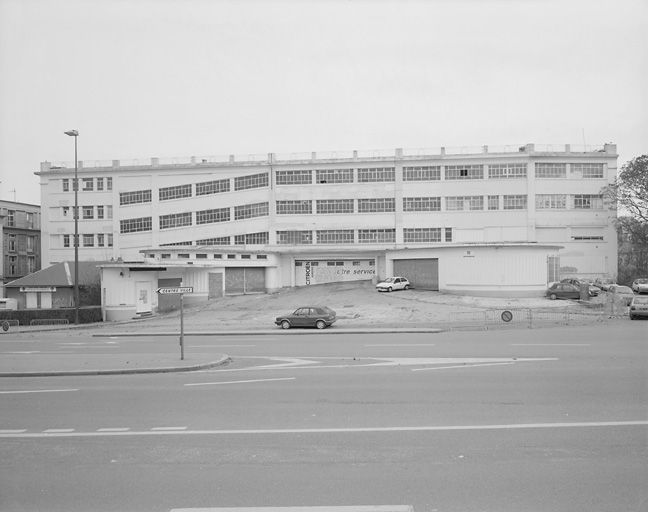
[[1, 324, 647, 512]]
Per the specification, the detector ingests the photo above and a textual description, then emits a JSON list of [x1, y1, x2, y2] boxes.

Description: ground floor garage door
[[225, 268, 266, 294], [393, 258, 439, 290]]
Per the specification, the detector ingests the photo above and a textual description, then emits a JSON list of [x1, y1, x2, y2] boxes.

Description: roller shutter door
[[225, 268, 265, 294], [393, 258, 439, 290]]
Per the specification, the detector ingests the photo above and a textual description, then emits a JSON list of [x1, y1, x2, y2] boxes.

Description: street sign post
[[156, 286, 194, 360]]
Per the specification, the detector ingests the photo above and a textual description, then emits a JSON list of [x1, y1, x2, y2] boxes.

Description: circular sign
[[1, 321, 9, 332], [501, 310, 513, 323]]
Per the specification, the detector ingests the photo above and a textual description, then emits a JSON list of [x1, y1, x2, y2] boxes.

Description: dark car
[[546, 282, 580, 300], [275, 306, 337, 329], [560, 278, 600, 297]]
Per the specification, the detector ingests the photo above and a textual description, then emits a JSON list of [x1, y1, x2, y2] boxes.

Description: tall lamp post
[[64, 130, 80, 324]]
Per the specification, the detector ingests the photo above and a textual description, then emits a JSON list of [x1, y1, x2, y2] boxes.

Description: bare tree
[[604, 155, 648, 222]]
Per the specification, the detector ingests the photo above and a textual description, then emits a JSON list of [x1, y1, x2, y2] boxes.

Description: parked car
[[594, 277, 616, 291], [631, 278, 648, 294], [546, 282, 580, 300], [376, 277, 410, 292], [560, 278, 599, 297], [608, 285, 635, 306], [275, 306, 337, 329], [629, 295, 648, 319]]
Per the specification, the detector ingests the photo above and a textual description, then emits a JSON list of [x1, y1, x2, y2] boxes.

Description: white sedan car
[[631, 278, 648, 294], [376, 276, 410, 292]]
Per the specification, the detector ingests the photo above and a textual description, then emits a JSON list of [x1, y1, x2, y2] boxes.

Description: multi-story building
[[0, 200, 41, 295], [37, 143, 618, 314]]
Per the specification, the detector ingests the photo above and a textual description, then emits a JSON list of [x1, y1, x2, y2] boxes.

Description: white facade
[[39, 143, 618, 300]]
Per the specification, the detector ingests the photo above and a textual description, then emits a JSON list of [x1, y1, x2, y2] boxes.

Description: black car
[[560, 278, 600, 297], [275, 306, 337, 329], [546, 282, 580, 300]]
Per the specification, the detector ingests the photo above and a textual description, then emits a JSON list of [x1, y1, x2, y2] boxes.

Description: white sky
[[1, 0, 646, 205]]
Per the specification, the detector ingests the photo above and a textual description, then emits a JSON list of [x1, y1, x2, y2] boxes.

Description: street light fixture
[[64, 130, 80, 324]]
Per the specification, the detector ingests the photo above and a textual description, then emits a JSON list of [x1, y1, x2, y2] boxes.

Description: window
[[445, 165, 483, 180], [120, 217, 152, 234], [62, 179, 70, 192], [227, 254, 236, 259], [213, 254, 222, 259], [196, 254, 208, 259], [160, 241, 193, 246], [357, 167, 395, 182], [159, 184, 192, 201], [7, 210, 15, 227], [96, 205, 104, 219], [573, 194, 603, 209], [82, 178, 94, 191], [106, 177, 113, 190], [26, 212, 34, 229], [196, 178, 230, 196], [316, 199, 354, 214], [234, 202, 269, 220], [572, 235, 604, 241], [404, 228, 442, 243], [8, 235, 16, 252], [83, 234, 94, 247], [234, 232, 269, 245], [82, 206, 94, 219], [9, 256, 17, 275], [277, 230, 313, 245], [161, 254, 171, 259], [106, 206, 113, 219], [403, 166, 441, 181], [357, 198, 395, 213], [63, 234, 70, 247], [178, 254, 190, 259], [62, 207, 70, 218], [276, 200, 312, 215], [445, 196, 483, 211], [403, 197, 441, 212], [120, 189, 152, 205], [275, 170, 312, 185], [488, 163, 527, 179], [257, 254, 267, 259], [240, 254, 251, 259], [97, 234, 105, 247], [196, 237, 230, 245], [445, 227, 453, 242], [572, 163, 604, 178], [234, 173, 269, 190], [536, 194, 566, 209], [27, 256, 35, 273], [159, 212, 192, 229], [316, 230, 354, 244], [196, 207, 230, 225], [316, 169, 353, 184], [488, 195, 499, 210], [96, 177, 104, 191], [358, 229, 396, 244], [107, 234, 113, 247], [536, 163, 567, 178], [26, 236, 35, 252], [503, 195, 527, 210]]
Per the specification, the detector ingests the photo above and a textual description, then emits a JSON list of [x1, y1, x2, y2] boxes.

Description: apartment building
[[37, 143, 617, 317], [1, 200, 41, 295]]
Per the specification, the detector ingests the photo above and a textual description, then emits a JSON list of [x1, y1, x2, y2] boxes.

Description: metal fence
[[444, 308, 612, 330]]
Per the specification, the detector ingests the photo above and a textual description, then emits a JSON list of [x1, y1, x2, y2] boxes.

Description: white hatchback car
[[376, 276, 410, 292]]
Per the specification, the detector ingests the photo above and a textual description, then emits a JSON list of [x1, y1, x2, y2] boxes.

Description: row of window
[[62, 205, 114, 220], [6, 234, 37, 253], [62, 233, 114, 248], [5, 255, 37, 276], [1, 209, 36, 229], [276, 228, 454, 244], [62, 177, 113, 192]]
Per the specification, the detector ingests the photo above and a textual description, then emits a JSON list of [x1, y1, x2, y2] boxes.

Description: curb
[[0, 355, 231, 378], [91, 328, 447, 337]]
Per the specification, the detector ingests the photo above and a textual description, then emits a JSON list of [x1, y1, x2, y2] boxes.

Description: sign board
[[156, 286, 193, 295], [501, 310, 513, 322], [20, 286, 56, 293]]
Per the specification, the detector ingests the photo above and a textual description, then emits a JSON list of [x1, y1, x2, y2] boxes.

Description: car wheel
[[387, 287, 392, 292], [404, 285, 410, 290], [281, 320, 291, 329], [629, 315, 635, 320], [315, 320, 326, 330], [550, 293, 557, 300]]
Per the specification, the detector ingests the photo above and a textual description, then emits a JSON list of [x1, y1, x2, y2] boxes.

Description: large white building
[[37, 143, 618, 319]]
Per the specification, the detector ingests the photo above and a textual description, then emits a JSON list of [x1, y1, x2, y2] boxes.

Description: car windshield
[[635, 279, 648, 284], [383, 278, 396, 283]]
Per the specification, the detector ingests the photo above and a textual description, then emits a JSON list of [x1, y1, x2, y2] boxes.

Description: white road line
[[2, 421, 645, 438], [97, 428, 130, 432], [2, 351, 41, 354], [365, 344, 435, 347], [412, 362, 515, 372], [0, 429, 26, 434], [191, 345, 256, 348], [511, 343, 590, 346], [151, 427, 187, 431], [170, 506, 415, 512], [0, 389, 79, 395], [186, 377, 296, 387]]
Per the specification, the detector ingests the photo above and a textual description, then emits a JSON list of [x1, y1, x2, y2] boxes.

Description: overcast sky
[[1, 0, 646, 205]]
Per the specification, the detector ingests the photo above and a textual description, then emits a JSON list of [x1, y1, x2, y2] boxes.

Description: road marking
[[2, 351, 41, 354], [191, 345, 256, 348], [412, 362, 515, 372], [185, 377, 296, 387], [511, 344, 590, 346], [151, 427, 187, 431], [170, 506, 415, 512], [0, 389, 79, 394], [365, 344, 435, 347], [97, 427, 130, 432], [3, 421, 645, 438], [0, 429, 26, 433]]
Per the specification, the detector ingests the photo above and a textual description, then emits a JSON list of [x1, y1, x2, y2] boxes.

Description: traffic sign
[[157, 286, 193, 295]]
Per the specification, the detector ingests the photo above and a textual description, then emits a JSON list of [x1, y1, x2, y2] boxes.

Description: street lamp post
[[64, 130, 80, 324]]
